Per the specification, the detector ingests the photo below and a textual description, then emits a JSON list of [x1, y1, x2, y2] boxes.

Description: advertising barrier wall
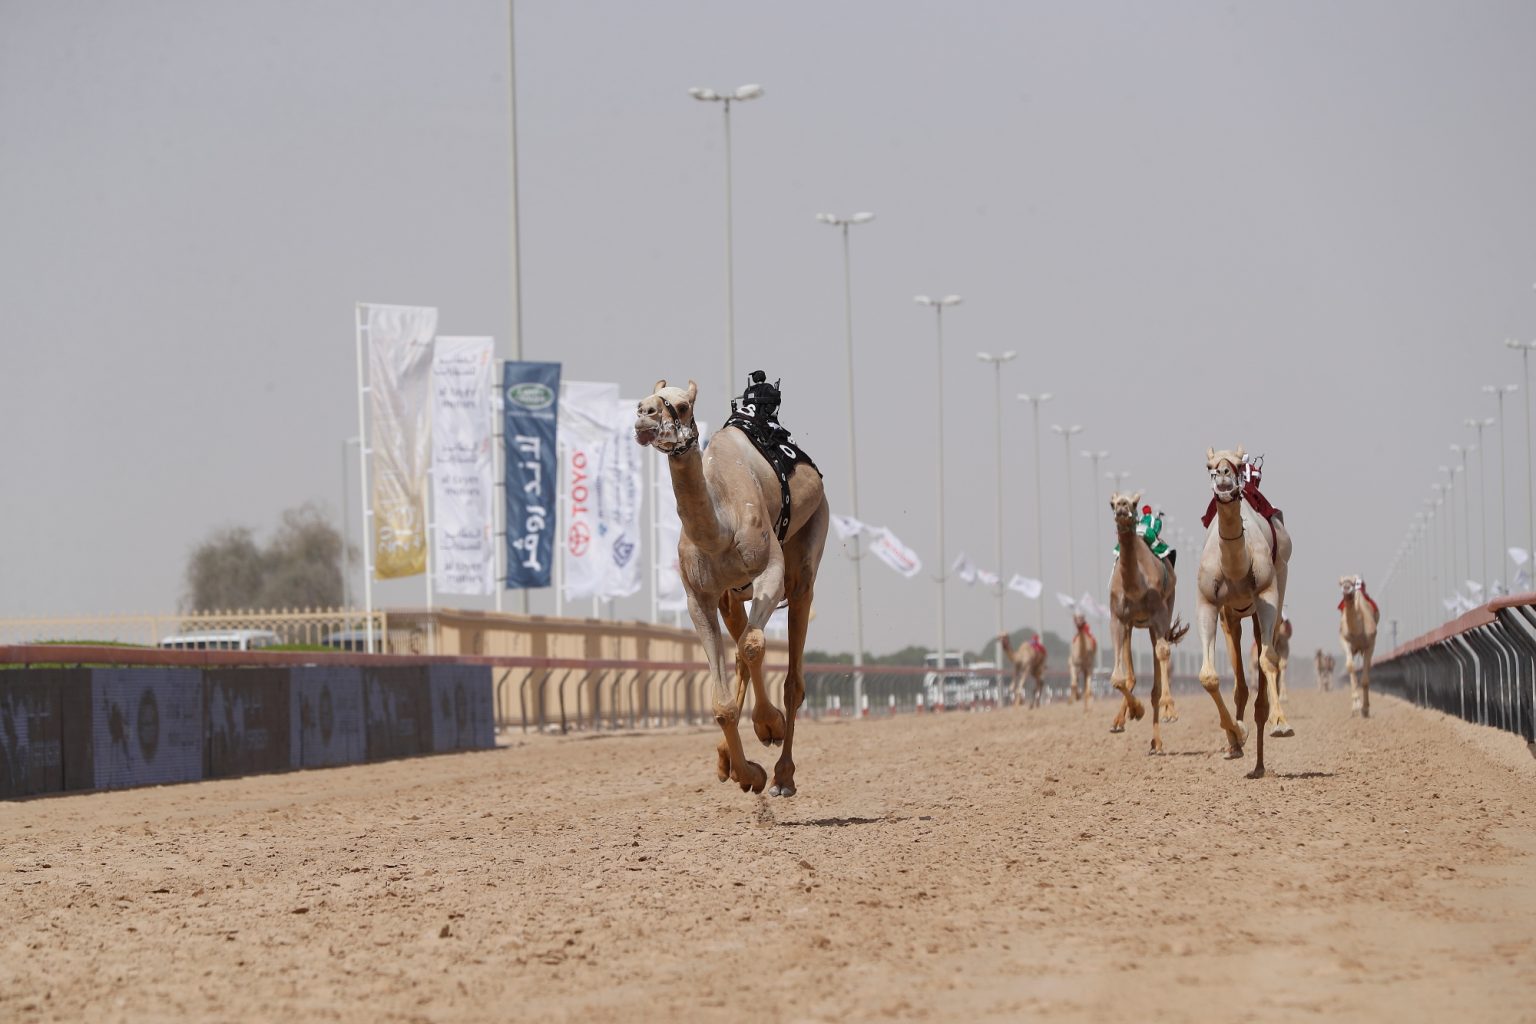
[[0, 662, 496, 799]]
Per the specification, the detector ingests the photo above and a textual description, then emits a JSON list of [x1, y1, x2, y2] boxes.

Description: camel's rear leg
[[687, 591, 765, 793], [1196, 600, 1245, 757], [771, 586, 812, 797], [1149, 636, 1169, 754]]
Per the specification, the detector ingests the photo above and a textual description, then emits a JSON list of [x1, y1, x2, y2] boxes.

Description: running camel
[[1193, 446, 1294, 778], [634, 377, 829, 797], [1105, 491, 1189, 752], [1068, 612, 1098, 708], [999, 632, 1048, 708], [1338, 575, 1380, 718]]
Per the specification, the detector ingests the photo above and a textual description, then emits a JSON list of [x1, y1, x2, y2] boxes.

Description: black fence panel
[[205, 668, 292, 778]]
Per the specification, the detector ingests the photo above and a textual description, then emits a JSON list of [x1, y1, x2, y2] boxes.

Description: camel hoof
[[739, 761, 767, 794], [1129, 704, 1145, 722], [754, 708, 786, 747], [1270, 725, 1294, 738], [1361, 708, 1370, 720], [1109, 724, 1125, 734], [715, 745, 731, 783], [1148, 744, 1164, 756], [768, 783, 796, 798], [1246, 764, 1267, 780]]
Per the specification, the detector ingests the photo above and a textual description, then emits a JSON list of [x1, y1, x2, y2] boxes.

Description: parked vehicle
[[158, 629, 279, 651]]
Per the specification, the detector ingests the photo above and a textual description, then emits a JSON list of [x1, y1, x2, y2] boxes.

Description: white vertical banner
[[557, 383, 643, 601], [366, 304, 437, 579], [430, 336, 495, 595]]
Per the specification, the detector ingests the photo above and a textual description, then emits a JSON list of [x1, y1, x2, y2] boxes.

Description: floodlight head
[[851, 212, 875, 224], [976, 352, 991, 362], [816, 213, 837, 224], [914, 295, 932, 305], [689, 87, 719, 101], [1001, 350, 1017, 361], [940, 294, 962, 306], [734, 83, 764, 100]]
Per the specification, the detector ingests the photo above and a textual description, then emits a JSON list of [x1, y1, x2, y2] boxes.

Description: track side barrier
[[1374, 593, 1536, 745]]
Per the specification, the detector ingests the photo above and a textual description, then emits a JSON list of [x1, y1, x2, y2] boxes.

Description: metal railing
[[1374, 593, 1536, 744], [0, 607, 388, 649]]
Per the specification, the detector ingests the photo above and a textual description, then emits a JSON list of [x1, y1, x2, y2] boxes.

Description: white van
[[158, 629, 280, 651]]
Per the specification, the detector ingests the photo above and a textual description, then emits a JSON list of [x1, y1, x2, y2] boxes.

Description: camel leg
[[1197, 600, 1245, 757], [1221, 610, 1250, 726], [1359, 647, 1373, 719], [1032, 668, 1044, 709], [1254, 607, 1292, 738], [722, 580, 788, 749], [770, 583, 812, 797], [686, 589, 765, 794], [1149, 634, 1168, 754], [1250, 660, 1270, 779], [1108, 614, 1142, 732], [1343, 641, 1362, 716]]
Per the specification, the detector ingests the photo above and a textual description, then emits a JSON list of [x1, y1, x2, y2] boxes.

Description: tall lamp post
[[1438, 465, 1462, 591], [1450, 443, 1475, 592], [917, 294, 962, 670], [1466, 416, 1494, 590], [1483, 383, 1518, 588], [1082, 450, 1109, 597], [1051, 424, 1084, 604], [688, 83, 764, 401], [977, 351, 1018, 643], [1018, 392, 1053, 638], [817, 211, 874, 711], [1506, 337, 1536, 576]]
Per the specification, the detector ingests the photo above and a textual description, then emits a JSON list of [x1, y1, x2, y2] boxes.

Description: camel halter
[[653, 394, 698, 458]]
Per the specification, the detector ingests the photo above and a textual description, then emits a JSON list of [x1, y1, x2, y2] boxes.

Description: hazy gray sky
[[5, 0, 1536, 661]]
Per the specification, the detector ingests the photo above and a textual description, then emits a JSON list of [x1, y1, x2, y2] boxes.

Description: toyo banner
[[503, 361, 561, 589]]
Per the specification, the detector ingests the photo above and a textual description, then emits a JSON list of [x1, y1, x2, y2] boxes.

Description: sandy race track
[[4, 689, 1535, 1023]]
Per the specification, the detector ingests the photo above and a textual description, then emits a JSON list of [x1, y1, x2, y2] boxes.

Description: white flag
[[1441, 595, 1461, 611], [1516, 567, 1532, 590], [1509, 547, 1530, 567], [1008, 574, 1043, 599], [430, 336, 496, 595], [1055, 592, 1077, 609], [831, 513, 866, 540], [951, 553, 978, 584], [869, 528, 922, 578], [366, 303, 438, 579], [1465, 579, 1484, 596], [976, 569, 999, 587]]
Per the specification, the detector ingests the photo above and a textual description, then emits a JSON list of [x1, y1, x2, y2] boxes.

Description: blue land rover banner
[[503, 361, 562, 588]]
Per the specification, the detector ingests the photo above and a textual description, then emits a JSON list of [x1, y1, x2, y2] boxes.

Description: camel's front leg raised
[[739, 541, 788, 748], [1107, 614, 1142, 732], [686, 589, 765, 794], [1197, 599, 1245, 757], [721, 592, 785, 747]]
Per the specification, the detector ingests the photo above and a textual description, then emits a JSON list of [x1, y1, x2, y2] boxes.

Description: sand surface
[[4, 689, 1535, 1023]]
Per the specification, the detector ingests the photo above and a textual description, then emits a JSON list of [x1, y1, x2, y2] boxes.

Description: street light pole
[[977, 351, 1018, 643], [1507, 338, 1536, 579], [1082, 450, 1109, 597], [689, 83, 764, 402], [1018, 392, 1053, 638], [1484, 383, 1518, 586], [1450, 443, 1474, 592], [1438, 468, 1460, 592], [818, 211, 875, 711], [1467, 417, 1494, 589], [1052, 424, 1084, 603], [917, 294, 962, 671]]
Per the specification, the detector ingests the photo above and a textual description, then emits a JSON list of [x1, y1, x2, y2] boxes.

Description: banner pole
[[554, 437, 565, 619], [649, 449, 659, 624], [425, 460, 435, 654], [354, 303, 376, 655], [493, 359, 506, 615]]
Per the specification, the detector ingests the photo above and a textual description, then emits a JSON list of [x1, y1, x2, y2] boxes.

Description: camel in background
[[1193, 446, 1293, 779], [635, 378, 828, 797], [1338, 575, 1380, 718], [1315, 651, 1336, 692], [999, 633, 1048, 708], [1068, 612, 1098, 708]]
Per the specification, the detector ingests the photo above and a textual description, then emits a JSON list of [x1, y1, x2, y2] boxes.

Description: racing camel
[[635, 376, 828, 797], [999, 632, 1048, 707], [1105, 492, 1189, 752], [1068, 612, 1098, 707], [1193, 446, 1293, 778], [1338, 575, 1380, 718]]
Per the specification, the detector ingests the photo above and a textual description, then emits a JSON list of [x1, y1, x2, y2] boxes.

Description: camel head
[[634, 378, 700, 455], [1108, 490, 1143, 526], [1338, 575, 1363, 598], [1072, 611, 1087, 630], [1206, 445, 1246, 502]]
